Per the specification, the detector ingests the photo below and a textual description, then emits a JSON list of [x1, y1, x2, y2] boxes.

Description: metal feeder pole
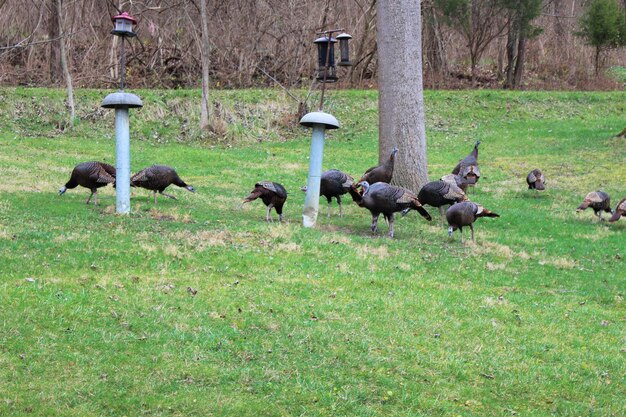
[[300, 112, 339, 227], [102, 36, 142, 214], [301, 29, 343, 228]]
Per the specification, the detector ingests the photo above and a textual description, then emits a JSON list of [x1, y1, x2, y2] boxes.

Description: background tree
[[1, 0, 625, 90], [199, 0, 211, 130], [501, 0, 543, 89], [377, 0, 428, 190], [576, 0, 626, 74], [56, 0, 74, 127], [434, 0, 508, 79]]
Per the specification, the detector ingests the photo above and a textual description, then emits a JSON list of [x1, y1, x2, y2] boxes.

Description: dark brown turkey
[[359, 147, 398, 184], [446, 201, 499, 243], [609, 198, 626, 222], [58, 161, 116, 205], [243, 181, 288, 222], [526, 169, 545, 190], [301, 169, 354, 217], [452, 141, 481, 186], [576, 191, 612, 221], [130, 165, 195, 203], [355, 181, 432, 238], [417, 180, 468, 226]]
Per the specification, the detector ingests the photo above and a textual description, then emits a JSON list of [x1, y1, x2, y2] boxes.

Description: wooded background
[[0, 0, 624, 90]]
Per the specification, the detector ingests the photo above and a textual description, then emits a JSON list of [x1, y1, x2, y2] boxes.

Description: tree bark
[[513, 35, 526, 88], [199, 0, 211, 130], [56, 0, 74, 126], [377, 0, 428, 191], [48, 0, 61, 82], [424, 3, 448, 85], [504, 23, 517, 89]]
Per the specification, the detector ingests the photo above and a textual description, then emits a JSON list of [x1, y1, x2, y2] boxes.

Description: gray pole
[[302, 124, 325, 226], [115, 107, 131, 213], [300, 111, 340, 228], [102, 92, 143, 214]]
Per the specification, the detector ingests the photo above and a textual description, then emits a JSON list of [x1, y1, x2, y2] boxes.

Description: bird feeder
[[301, 28, 351, 228], [314, 36, 338, 83], [336, 33, 352, 66], [102, 11, 142, 215], [111, 12, 137, 38]]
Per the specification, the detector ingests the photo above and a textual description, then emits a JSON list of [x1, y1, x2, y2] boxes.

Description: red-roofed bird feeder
[[111, 12, 137, 38]]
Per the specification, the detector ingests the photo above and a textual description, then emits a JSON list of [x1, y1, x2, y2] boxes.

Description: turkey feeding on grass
[[440, 173, 468, 193], [609, 198, 626, 222], [359, 147, 398, 184], [131, 165, 195, 203], [526, 169, 545, 190], [576, 191, 612, 221], [301, 169, 354, 217], [446, 201, 499, 243], [58, 161, 116, 205], [243, 181, 288, 222], [452, 141, 481, 187], [417, 180, 468, 226], [355, 181, 432, 238]]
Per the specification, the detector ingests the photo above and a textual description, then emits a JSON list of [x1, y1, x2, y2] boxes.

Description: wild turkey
[[526, 169, 545, 190], [243, 181, 288, 222], [301, 169, 354, 217], [356, 181, 432, 238], [58, 161, 116, 205], [576, 191, 612, 221], [609, 198, 626, 222], [446, 201, 499, 243], [130, 165, 195, 203], [359, 147, 398, 184], [440, 173, 468, 193], [417, 180, 468, 226], [452, 141, 481, 186]]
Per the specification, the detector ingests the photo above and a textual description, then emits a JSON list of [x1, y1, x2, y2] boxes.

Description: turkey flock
[[59, 140, 624, 242]]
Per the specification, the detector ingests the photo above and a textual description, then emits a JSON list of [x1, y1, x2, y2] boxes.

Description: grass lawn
[[0, 87, 624, 416]]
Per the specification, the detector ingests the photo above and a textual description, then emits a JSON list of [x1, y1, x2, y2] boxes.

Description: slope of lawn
[[0, 87, 624, 416]]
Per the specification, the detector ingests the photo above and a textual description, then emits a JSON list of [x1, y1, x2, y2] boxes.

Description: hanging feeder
[[336, 33, 352, 66], [314, 36, 338, 83]]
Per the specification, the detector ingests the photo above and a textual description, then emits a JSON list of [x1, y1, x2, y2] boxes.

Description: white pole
[[303, 123, 326, 227], [115, 107, 131, 214]]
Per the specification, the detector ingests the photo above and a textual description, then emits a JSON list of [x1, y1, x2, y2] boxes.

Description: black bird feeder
[[336, 33, 352, 66], [313, 29, 352, 111], [315, 36, 338, 83]]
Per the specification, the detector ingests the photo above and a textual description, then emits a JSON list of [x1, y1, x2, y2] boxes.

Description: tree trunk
[[513, 35, 526, 88], [504, 23, 517, 89], [48, 0, 61, 83], [199, 0, 211, 130], [377, 0, 428, 191], [424, 5, 448, 85], [595, 46, 600, 76], [56, 0, 74, 127]]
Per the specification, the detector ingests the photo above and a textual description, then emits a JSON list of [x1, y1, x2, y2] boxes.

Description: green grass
[[0, 88, 625, 416]]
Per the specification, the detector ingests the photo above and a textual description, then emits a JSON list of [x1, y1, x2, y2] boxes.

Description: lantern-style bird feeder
[[101, 11, 142, 215], [314, 36, 338, 83], [336, 33, 352, 66], [111, 12, 137, 37]]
